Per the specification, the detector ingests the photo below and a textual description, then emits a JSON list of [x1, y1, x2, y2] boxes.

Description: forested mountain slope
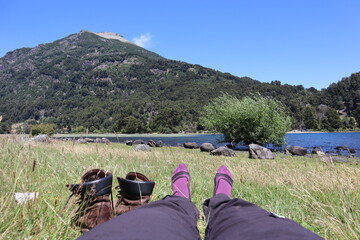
[[0, 31, 359, 133]]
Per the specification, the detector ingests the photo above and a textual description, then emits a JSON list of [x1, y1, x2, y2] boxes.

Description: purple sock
[[214, 165, 233, 197], [171, 163, 191, 199]]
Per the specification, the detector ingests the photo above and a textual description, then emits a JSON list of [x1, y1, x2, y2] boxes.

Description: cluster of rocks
[[285, 145, 356, 157], [126, 139, 164, 152], [183, 142, 237, 157], [75, 137, 111, 144], [183, 141, 357, 162], [56, 136, 112, 144], [31, 134, 357, 162], [334, 146, 356, 156], [183, 142, 278, 158]]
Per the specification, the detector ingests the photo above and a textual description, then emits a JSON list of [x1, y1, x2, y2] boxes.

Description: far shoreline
[[53, 130, 360, 138], [287, 129, 360, 134]]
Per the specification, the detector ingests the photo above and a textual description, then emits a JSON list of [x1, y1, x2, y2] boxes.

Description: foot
[[214, 165, 233, 197], [171, 163, 191, 199]]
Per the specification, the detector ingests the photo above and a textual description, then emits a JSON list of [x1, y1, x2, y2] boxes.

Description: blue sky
[[1, 0, 359, 89]]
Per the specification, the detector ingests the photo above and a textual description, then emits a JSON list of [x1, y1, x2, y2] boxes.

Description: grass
[[0, 135, 359, 239]]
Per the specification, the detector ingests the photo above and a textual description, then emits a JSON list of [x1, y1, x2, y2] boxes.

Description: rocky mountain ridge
[[91, 31, 134, 44]]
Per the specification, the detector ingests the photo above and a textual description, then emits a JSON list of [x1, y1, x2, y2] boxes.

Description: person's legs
[[78, 195, 199, 240], [77, 164, 200, 240], [203, 166, 323, 240]]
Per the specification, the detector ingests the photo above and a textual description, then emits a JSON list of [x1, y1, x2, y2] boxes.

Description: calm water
[[285, 132, 360, 156], [89, 132, 360, 157]]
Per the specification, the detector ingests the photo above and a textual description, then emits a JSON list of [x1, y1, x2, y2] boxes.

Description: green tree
[[0, 122, 10, 134], [342, 117, 357, 129], [303, 105, 319, 130], [123, 116, 143, 133], [30, 124, 56, 136], [354, 107, 360, 125], [72, 126, 86, 133], [323, 108, 342, 131], [152, 106, 183, 132], [200, 93, 292, 146]]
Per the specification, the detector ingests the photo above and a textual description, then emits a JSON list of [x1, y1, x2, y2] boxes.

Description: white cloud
[[132, 33, 152, 48]]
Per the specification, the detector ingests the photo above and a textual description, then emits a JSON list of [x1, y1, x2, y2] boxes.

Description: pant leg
[[78, 195, 200, 240], [203, 194, 323, 240]]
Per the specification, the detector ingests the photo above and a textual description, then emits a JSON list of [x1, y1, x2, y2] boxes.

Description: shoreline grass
[[1, 135, 359, 239]]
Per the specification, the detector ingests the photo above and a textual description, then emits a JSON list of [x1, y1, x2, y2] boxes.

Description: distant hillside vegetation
[[0, 30, 359, 134]]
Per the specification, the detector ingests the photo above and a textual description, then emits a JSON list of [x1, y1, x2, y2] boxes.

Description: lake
[[65, 132, 360, 157]]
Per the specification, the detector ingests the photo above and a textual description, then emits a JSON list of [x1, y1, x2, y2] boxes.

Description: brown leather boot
[[114, 172, 155, 215], [66, 169, 113, 233]]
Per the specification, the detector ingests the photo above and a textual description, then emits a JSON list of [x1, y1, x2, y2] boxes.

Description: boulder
[[147, 140, 156, 147], [311, 147, 322, 154], [285, 145, 307, 156], [248, 144, 274, 159], [200, 143, 215, 152], [101, 138, 111, 144], [183, 142, 199, 149], [134, 144, 151, 151], [349, 148, 356, 154], [210, 147, 236, 157], [155, 140, 164, 147], [133, 139, 145, 145], [31, 134, 51, 143], [93, 138, 110, 144], [125, 140, 133, 146], [76, 138, 87, 144], [84, 137, 94, 143], [335, 146, 349, 151]]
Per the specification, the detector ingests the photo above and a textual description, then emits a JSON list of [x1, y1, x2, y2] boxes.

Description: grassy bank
[[1, 135, 359, 239]]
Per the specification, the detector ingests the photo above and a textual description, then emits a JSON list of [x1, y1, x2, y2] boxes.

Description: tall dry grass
[[0, 135, 359, 239]]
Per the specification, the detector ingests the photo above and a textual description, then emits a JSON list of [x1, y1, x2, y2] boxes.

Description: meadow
[[0, 135, 359, 239]]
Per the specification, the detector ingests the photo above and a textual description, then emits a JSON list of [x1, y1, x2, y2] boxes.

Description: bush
[[30, 124, 56, 136], [200, 93, 292, 146], [72, 126, 86, 133], [342, 117, 357, 129], [123, 116, 143, 134], [0, 122, 10, 134]]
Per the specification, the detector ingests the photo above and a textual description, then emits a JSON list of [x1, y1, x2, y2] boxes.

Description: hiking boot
[[114, 172, 155, 215], [66, 169, 113, 233]]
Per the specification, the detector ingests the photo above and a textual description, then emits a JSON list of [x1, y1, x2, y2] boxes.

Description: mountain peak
[[80, 30, 133, 44]]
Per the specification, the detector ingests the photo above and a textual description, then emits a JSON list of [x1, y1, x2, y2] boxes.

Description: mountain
[[0, 30, 359, 133]]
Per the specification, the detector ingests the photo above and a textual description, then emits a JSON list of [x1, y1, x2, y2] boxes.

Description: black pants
[[78, 194, 323, 240]]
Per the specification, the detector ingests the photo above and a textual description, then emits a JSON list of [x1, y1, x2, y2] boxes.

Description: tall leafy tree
[[200, 93, 292, 146], [322, 108, 342, 131], [123, 116, 144, 134], [303, 105, 319, 130], [152, 106, 183, 132], [354, 107, 360, 126]]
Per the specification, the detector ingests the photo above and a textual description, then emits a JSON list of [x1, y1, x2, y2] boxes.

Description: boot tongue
[[81, 169, 106, 183], [125, 172, 150, 182], [67, 169, 112, 197]]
